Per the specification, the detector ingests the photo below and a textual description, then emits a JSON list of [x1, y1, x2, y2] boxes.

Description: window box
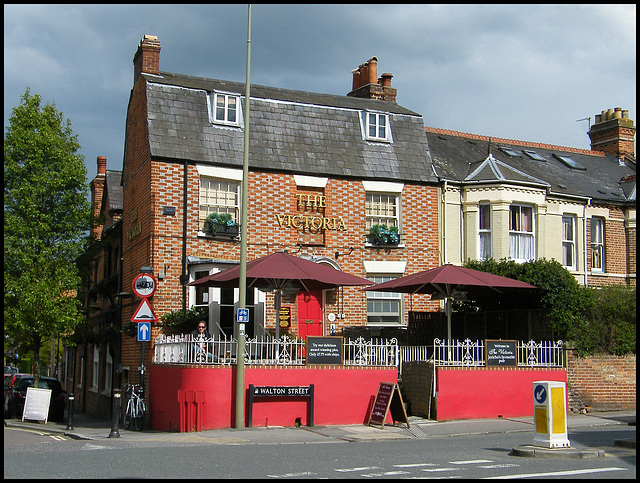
[[367, 224, 400, 246], [204, 213, 240, 238]]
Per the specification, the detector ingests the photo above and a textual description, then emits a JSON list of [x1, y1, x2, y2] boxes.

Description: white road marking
[[394, 463, 438, 468], [450, 459, 493, 464], [483, 467, 628, 479], [335, 466, 381, 472], [266, 471, 316, 478]]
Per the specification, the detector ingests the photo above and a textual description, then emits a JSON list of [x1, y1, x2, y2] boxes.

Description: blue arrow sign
[[534, 384, 547, 404], [138, 322, 151, 342]]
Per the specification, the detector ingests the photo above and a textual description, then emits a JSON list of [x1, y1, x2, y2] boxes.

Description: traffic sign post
[[130, 272, 157, 405]]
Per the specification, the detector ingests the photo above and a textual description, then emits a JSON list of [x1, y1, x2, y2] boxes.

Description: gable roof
[[426, 128, 636, 204], [143, 71, 437, 184]]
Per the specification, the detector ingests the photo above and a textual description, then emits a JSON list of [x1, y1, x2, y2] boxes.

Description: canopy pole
[[236, 3, 251, 429]]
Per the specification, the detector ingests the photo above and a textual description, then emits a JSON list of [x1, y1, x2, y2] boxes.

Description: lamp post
[[235, 3, 251, 429]]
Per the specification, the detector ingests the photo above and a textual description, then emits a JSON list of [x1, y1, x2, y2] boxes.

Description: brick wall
[[565, 349, 636, 411]]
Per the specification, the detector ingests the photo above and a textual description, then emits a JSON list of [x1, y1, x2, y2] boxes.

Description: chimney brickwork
[[348, 57, 397, 102], [90, 156, 107, 239], [588, 107, 636, 158], [133, 34, 161, 82]]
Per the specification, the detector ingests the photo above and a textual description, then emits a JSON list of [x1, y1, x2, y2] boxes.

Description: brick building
[[103, 35, 440, 401], [427, 111, 636, 289]]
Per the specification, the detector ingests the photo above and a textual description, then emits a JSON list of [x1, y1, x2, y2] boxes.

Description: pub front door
[[297, 290, 323, 340]]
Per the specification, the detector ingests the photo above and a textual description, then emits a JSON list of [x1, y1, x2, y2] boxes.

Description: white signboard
[[22, 387, 52, 423]]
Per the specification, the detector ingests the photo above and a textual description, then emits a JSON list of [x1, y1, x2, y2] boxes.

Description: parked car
[[7, 376, 66, 422], [4, 373, 30, 419], [4, 366, 19, 374]]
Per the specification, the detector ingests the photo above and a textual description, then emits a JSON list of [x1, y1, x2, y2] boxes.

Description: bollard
[[65, 394, 74, 430], [108, 389, 121, 438]]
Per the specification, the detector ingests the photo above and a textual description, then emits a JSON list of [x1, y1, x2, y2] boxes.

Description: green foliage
[[160, 306, 207, 335], [576, 285, 636, 356], [206, 212, 236, 226], [368, 224, 399, 244], [4, 88, 91, 372]]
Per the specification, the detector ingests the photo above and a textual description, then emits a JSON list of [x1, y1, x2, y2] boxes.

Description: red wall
[[149, 364, 398, 431], [435, 367, 567, 421]]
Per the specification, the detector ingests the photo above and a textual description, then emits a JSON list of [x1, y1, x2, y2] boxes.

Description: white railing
[[343, 337, 399, 367], [154, 334, 399, 368], [431, 338, 564, 368]]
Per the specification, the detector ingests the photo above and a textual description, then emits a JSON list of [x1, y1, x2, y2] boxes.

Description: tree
[[4, 88, 91, 377]]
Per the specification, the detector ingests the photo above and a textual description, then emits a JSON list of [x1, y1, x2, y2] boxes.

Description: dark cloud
[[4, 4, 636, 183]]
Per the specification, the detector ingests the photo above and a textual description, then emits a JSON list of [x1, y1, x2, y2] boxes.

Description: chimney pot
[[380, 73, 393, 87], [367, 57, 378, 85]]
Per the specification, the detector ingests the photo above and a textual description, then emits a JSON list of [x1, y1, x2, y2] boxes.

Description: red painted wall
[[435, 367, 567, 420], [149, 364, 398, 431]]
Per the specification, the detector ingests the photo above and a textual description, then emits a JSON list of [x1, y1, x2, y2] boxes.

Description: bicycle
[[122, 384, 146, 431]]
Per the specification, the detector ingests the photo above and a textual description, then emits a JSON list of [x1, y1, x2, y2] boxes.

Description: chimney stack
[[90, 156, 107, 239], [588, 107, 636, 158], [347, 57, 397, 102], [133, 34, 161, 83]]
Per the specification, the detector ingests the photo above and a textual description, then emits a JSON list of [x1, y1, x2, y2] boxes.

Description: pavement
[[4, 409, 635, 458]]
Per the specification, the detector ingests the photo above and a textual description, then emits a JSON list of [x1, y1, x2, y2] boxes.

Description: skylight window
[[523, 150, 546, 161], [553, 154, 586, 170], [499, 146, 520, 157]]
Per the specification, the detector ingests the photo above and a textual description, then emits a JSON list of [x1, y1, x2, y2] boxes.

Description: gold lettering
[[322, 217, 332, 230], [336, 218, 347, 231], [275, 214, 290, 227], [296, 194, 305, 208], [291, 215, 303, 229], [318, 195, 326, 208]]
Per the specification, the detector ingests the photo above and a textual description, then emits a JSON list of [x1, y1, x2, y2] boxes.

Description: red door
[[297, 290, 323, 340]]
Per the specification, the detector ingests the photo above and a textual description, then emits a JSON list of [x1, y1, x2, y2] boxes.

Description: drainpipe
[[182, 159, 188, 310], [584, 198, 591, 286]]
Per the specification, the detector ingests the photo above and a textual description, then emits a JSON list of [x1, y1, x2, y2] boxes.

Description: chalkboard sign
[[305, 336, 343, 365], [368, 382, 410, 429], [279, 306, 291, 329], [22, 387, 52, 423], [485, 339, 518, 366]]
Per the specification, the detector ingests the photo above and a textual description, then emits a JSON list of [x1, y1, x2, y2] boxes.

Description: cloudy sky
[[4, 4, 636, 183]]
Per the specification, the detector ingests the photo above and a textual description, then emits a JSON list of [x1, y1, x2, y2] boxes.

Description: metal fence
[[431, 338, 564, 368], [153, 334, 400, 368], [154, 335, 563, 369]]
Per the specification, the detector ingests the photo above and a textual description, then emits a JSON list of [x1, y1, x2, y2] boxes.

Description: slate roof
[[143, 71, 437, 184], [426, 130, 636, 204]]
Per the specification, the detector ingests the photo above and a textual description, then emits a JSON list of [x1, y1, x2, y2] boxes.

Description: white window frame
[[92, 345, 100, 390], [366, 275, 403, 326], [591, 217, 605, 272], [209, 91, 241, 126], [199, 177, 241, 231], [478, 203, 492, 260], [361, 111, 392, 142], [561, 215, 577, 270], [104, 344, 113, 393], [509, 204, 535, 262]]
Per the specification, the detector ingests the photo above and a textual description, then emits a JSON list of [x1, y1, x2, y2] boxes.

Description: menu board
[[368, 382, 410, 429], [279, 306, 291, 328], [22, 387, 52, 423], [305, 336, 343, 365], [485, 339, 518, 366]]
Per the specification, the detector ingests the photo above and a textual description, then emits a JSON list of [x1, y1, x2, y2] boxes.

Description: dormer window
[[211, 92, 240, 125], [362, 111, 392, 142]]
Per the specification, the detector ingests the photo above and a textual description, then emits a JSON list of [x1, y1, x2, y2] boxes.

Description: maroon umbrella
[[190, 251, 373, 292], [364, 264, 536, 340], [190, 251, 374, 337]]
